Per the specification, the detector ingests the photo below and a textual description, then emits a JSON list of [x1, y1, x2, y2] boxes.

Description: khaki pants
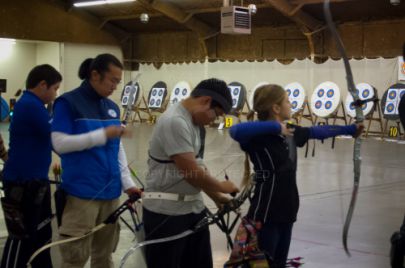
[[58, 195, 120, 268]]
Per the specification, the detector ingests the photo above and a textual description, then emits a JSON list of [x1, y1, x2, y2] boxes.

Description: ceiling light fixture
[[73, 0, 135, 8]]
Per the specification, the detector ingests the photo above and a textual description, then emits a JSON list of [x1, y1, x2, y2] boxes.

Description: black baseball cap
[[191, 78, 232, 114]]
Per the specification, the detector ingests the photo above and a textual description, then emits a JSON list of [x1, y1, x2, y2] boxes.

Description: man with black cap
[[142, 78, 239, 268]]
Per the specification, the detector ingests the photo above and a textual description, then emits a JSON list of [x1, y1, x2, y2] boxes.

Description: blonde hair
[[242, 84, 286, 187]]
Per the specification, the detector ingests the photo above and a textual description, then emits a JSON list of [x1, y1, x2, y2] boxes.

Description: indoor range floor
[[1, 122, 405, 268]]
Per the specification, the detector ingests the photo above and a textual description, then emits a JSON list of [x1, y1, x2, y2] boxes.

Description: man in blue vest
[[51, 54, 140, 268], [1, 64, 62, 268]]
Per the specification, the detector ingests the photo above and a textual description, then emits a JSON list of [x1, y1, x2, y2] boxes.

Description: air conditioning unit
[[221, 6, 251, 34]]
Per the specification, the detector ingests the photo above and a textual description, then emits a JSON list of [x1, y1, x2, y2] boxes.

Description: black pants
[[143, 208, 213, 268], [257, 221, 294, 268], [0, 180, 53, 268]]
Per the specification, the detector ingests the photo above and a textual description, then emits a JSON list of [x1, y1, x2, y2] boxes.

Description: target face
[[310, 81, 341, 117], [383, 86, 405, 117], [345, 83, 376, 118], [285, 82, 306, 115], [122, 96, 128, 105], [170, 81, 191, 105], [228, 82, 247, 111], [148, 81, 168, 109], [121, 82, 141, 108]]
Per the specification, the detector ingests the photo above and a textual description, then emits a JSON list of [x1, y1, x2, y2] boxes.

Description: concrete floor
[[1, 122, 405, 268]]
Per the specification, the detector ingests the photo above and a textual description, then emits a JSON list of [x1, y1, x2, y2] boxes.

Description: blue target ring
[[325, 101, 332, 110], [327, 89, 334, 98], [182, 89, 188, 96], [292, 101, 298, 109], [389, 91, 397, 100], [232, 99, 237, 106], [317, 89, 325, 98], [156, 99, 161, 106], [150, 99, 155, 106], [152, 90, 157, 96], [315, 100, 322, 109], [362, 89, 370, 98], [387, 103, 395, 112], [175, 88, 180, 95], [233, 88, 239, 95], [286, 89, 291, 96], [158, 90, 163, 96], [293, 89, 300, 97]]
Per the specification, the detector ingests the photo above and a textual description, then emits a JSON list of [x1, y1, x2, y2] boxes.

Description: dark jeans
[[0, 180, 53, 268], [143, 208, 213, 268], [257, 221, 293, 268]]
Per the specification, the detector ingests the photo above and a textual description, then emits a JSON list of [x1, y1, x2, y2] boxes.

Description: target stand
[[138, 81, 169, 124], [285, 82, 314, 125], [345, 83, 384, 138], [310, 81, 347, 126], [381, 83, 405, 140]]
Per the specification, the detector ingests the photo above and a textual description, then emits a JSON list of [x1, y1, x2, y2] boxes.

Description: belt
[[143, 192, 200, 202]]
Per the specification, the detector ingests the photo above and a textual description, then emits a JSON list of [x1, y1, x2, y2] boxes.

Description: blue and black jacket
[[51, 80, 122, 200]]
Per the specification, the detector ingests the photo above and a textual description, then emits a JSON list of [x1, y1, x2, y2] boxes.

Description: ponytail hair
[[78, 53, 123, 80]]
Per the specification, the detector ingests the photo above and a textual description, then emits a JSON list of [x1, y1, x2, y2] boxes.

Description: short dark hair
[[26, 64, 62, 89], [191, 78, 232, 114], [78, 53, 123, 80]]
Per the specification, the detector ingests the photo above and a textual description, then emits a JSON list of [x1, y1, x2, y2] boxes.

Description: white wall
[[62, 43, 123, 104], [0, 42, 37, 101], [138, 58, 400, 104]]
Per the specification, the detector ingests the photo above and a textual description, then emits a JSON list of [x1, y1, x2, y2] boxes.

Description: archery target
[[284, 82, 306, 115], [310, 81, 341, 118], [345, 83, 376, 118], [381, 83, 405, 120], [228, 82, 247, 111], [249, 82, 270, 110], [170, 81, 191, 105], [121, 81, 142, 109], [148, 81, 167, 109]]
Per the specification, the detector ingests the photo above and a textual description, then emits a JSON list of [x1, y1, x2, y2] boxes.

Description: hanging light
[[73, 0, 136, 8]]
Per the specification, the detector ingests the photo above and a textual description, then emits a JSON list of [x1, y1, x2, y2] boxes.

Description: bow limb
[[119, 182, 254, 267], [323, 0, 364, 256], [27, 224, 107, 267], [27, 194, 141, 266]]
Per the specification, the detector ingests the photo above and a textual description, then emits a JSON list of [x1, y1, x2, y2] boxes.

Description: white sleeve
[[119, 141, 136, 191], [51, 129, 107, 154]]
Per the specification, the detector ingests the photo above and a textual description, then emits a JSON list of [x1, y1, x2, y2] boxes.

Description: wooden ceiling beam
[[290, 0, 356, 5], [264, 0, 323, 31]]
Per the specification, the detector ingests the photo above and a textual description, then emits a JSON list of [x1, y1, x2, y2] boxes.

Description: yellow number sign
[[389, 126, 398, 137], [225, 117, 233, 128]]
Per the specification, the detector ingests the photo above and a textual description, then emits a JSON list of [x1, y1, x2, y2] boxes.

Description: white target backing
[[345, 83, 375, 118], [249, 82, 269, 110], [148, 81, 167, 109], [170, 81, 191, 105], [121, 81, 142, 108], [284, 82, 306, 115], [310, 81, 341, 118]]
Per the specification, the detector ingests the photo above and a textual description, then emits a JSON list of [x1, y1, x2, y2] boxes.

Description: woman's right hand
[[104, 125, 124, 139], [280, 122, 295, 136]]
